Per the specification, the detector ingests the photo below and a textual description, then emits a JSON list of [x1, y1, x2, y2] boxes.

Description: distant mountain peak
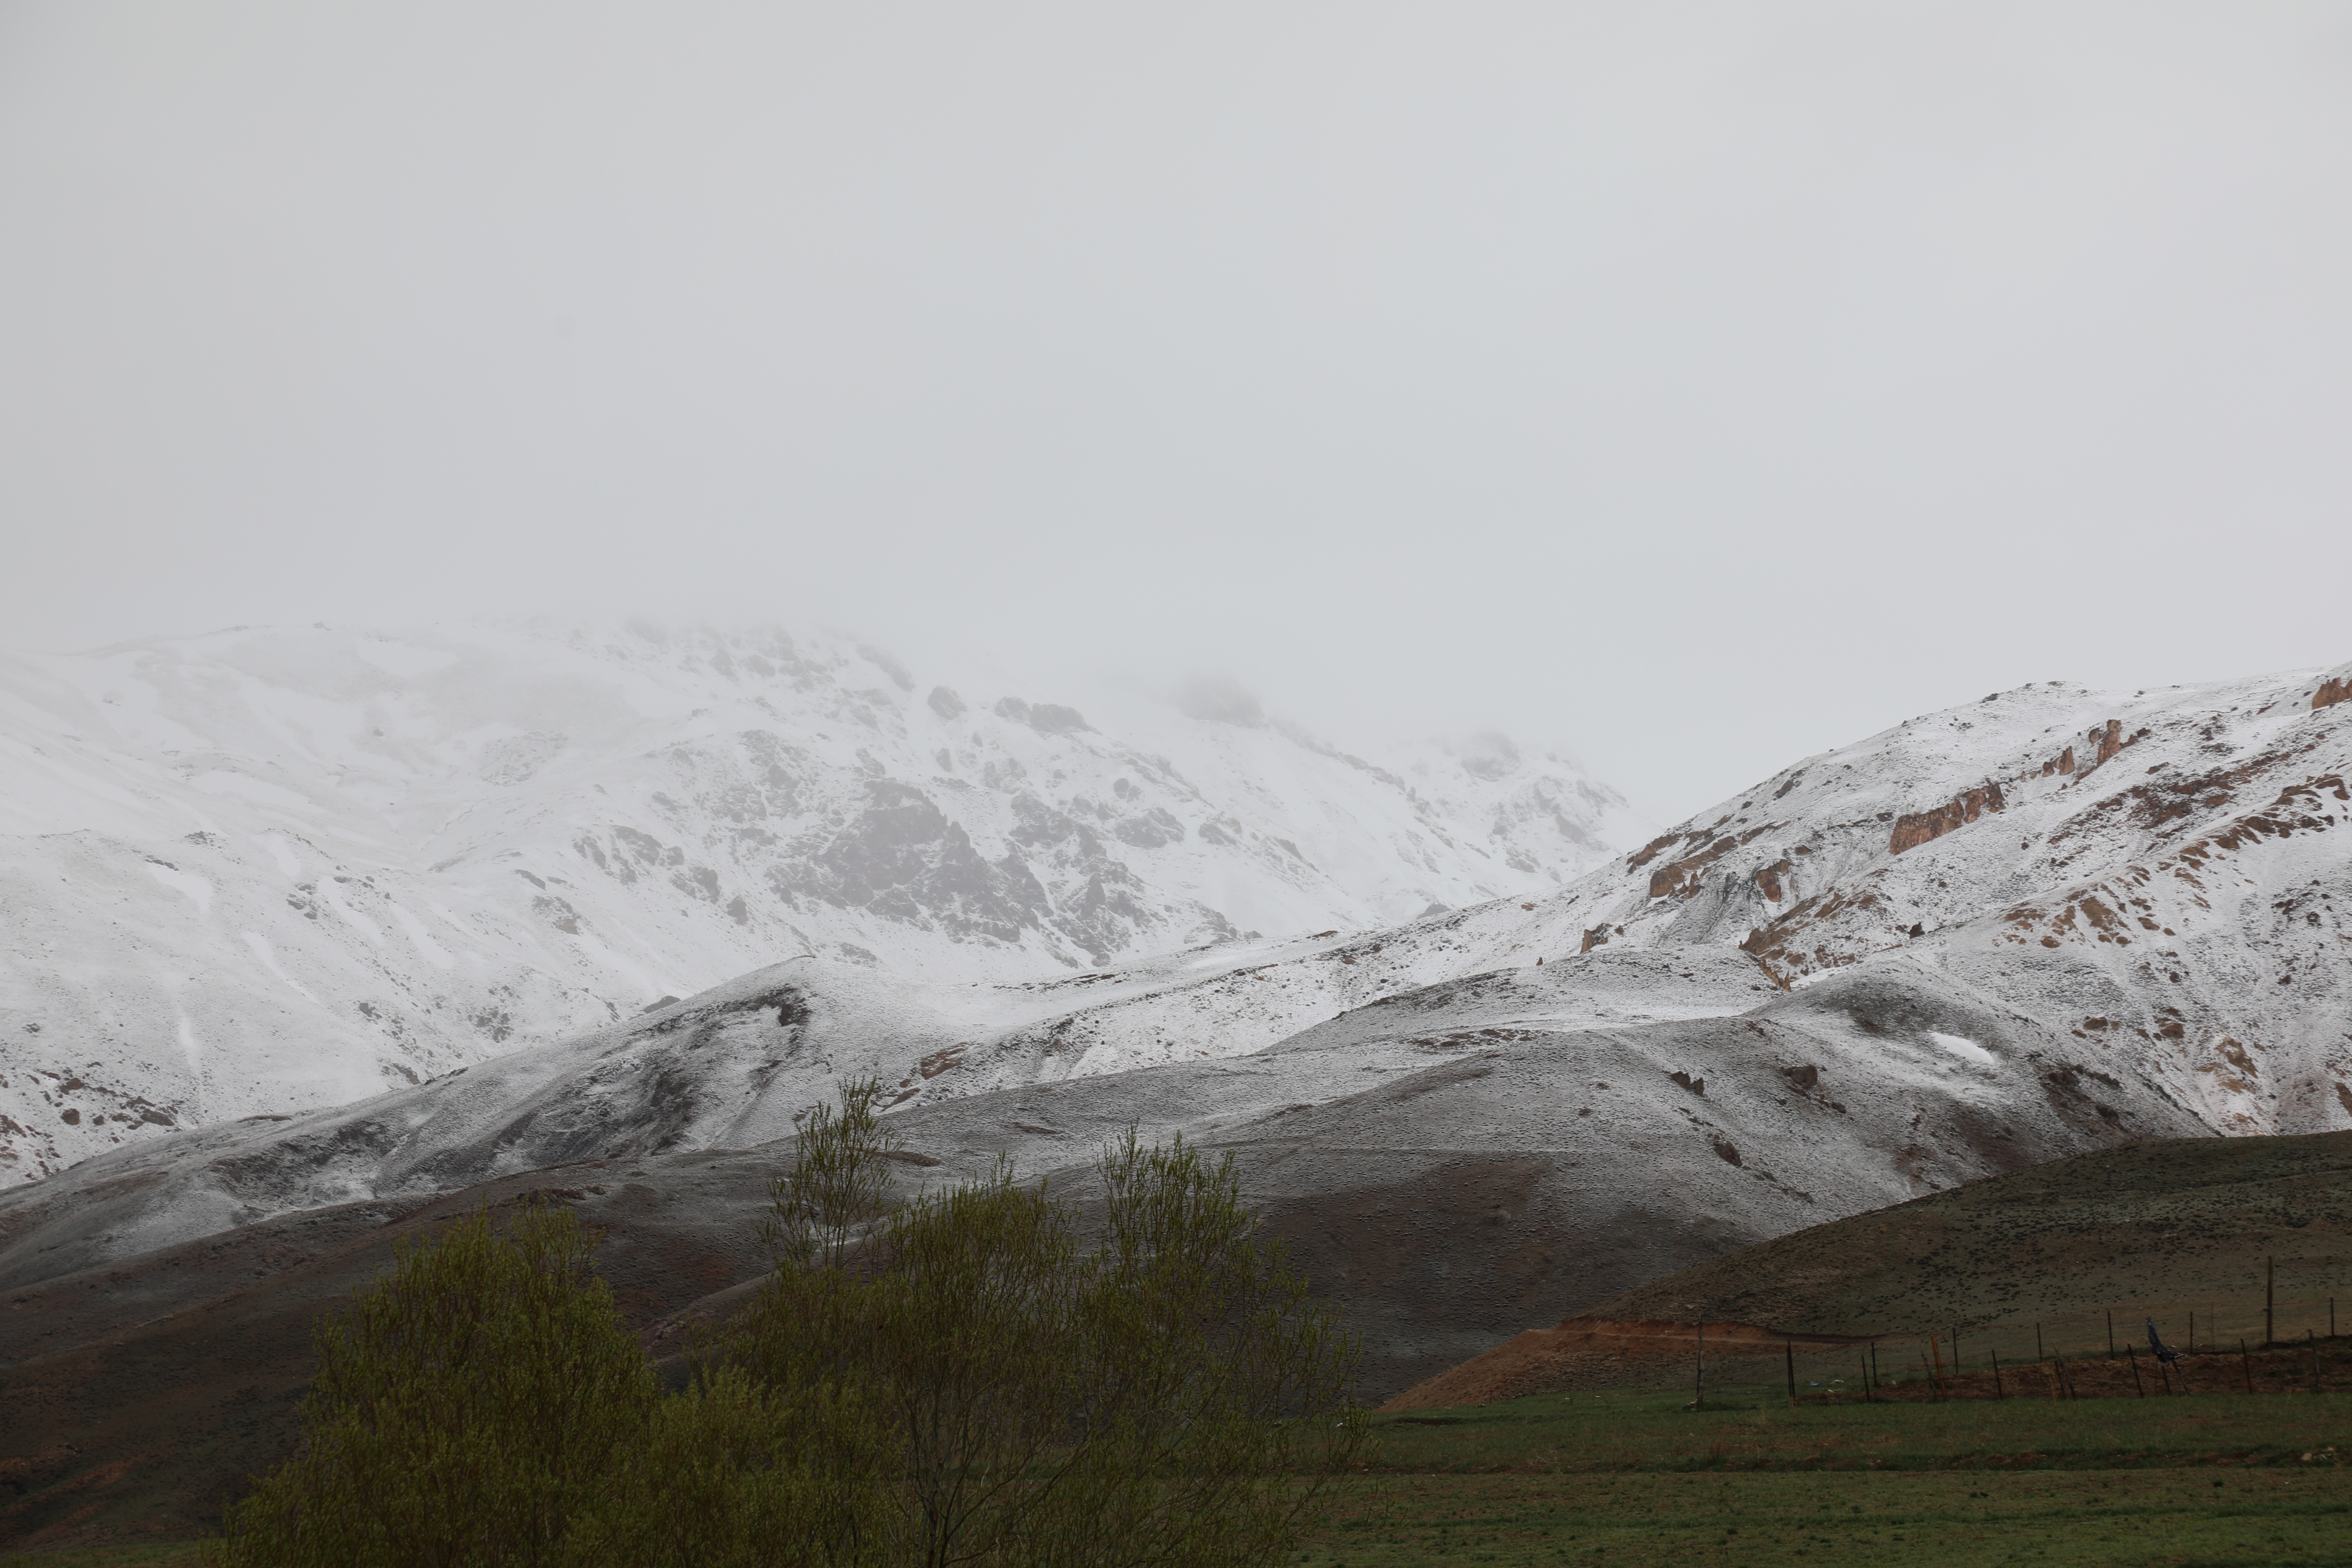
[[0, 618, 1644, 1183]]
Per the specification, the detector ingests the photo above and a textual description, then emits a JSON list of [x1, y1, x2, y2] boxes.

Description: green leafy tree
[[206, 1200, 656, 1568], [1048, 1130, 1364, 1567], [719, 1084, 1364, 1568], [761, 1076, 902, 1272], [210, 1082, 1360, 1568], [562, 1367, 891, 1568], [721, 1080, 1038, 1563]]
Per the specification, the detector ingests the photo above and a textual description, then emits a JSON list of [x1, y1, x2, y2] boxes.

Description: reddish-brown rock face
[[1888, 783, 2007, 854], [2316, 676, 2351, 711], [1647, 836, 1737, 898], [2092, 718, 2125, 768], [1625, 832, 1681, 872], [2034, 742, 2090, 778]]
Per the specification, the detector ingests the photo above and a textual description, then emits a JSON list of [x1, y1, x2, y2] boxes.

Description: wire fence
[[1617, 1254, 2352, 1407]]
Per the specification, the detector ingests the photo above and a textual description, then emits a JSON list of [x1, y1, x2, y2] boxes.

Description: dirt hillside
[[1386, 1128, 2352, 1410]]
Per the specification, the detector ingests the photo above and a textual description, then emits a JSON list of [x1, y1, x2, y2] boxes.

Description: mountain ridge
[[3, 653, 2345, 1398], [0, 619, 1641, 1183]]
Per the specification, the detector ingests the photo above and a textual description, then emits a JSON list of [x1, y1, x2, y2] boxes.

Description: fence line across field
[[1624, 1264, 2352, 1408], [1668, 1325, 2346, 1409]]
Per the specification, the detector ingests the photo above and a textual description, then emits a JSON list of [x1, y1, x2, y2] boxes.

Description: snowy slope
[[1414, 660, 2352, 1135], [0, 942, 2196, 1310], [0, 621, 1642, 1183], [16, 658, 2334, 1346]]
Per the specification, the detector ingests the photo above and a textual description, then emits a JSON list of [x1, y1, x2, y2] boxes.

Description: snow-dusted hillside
[[1411, 659, 2352, 1135], [0, 621, 1641, 1183], [0, 940, 2195, 1339], [12, 657, 2339, 1390]]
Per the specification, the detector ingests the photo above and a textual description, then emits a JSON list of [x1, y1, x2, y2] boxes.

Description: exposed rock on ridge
[[0, 621, 1643, 1182]]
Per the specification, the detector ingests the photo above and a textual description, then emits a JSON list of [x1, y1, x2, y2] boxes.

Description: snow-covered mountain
[[8, 655, 2342, 1396], [18, 654, 2344, 1257], [1459, 661, 2352, 1136], [0, 621, 1642, 1184]]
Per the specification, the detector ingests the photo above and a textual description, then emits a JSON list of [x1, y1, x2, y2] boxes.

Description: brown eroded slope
[[1386, 1128, 2352, 1410], [1384, 1319, 1869, 1411]]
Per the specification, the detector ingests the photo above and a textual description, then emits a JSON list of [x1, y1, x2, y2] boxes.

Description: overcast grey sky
[[2, 2, 2346, 823]]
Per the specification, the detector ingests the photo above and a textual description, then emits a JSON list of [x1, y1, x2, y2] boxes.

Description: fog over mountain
[[4, 5, 2348, 822], [0, 619, 1639, 1184], [4, 4, 2352, 1491]]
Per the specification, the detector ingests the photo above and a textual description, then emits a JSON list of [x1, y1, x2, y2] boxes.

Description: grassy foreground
[[1296, 1468, 2352, 1566], [1294, 1389, 2350, 1567], [0, 1547, 203, 1567], [8, 1391, 2348, 1566]]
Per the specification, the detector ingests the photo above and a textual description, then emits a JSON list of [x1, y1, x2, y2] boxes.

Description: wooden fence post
[[2107, 1310, 2116, 1358], [2266, 1257, 2275, 1349], [2241, 1337, 2255, 1395], [1694, 1320, 1705, 1412], [1991, 1350, 2004, 1400], [2127, 1345, 2144, 1396], [1786, 1339, 1797, 1403], [2312, 1330, 2322, 1397]]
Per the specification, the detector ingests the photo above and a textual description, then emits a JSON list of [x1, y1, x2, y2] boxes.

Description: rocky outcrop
[[1646, 827, 1774, 898], [2091, 718, 2126, 768], [787, 779, 1047, 946], [1888, 783, 2005, 854], [1625, 832, 1680, 872], [1649, 836, 1738, 897]]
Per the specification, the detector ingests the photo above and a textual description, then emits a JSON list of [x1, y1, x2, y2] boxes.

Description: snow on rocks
[[0, 621, 1640, 1183], [1446, 660, 2352, 1136], [0, 939, 2200, 1306], [2, 652, 2344, 1325]]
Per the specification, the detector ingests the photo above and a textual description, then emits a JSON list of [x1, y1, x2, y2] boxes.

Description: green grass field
[[0, 1546, 204, 1567], [1366, 1384, 2348, 1473], [1297, 1468, 2352, 1566], [1296, 1389, 2351, 1566], [8, 1391, 2346, 1566]]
